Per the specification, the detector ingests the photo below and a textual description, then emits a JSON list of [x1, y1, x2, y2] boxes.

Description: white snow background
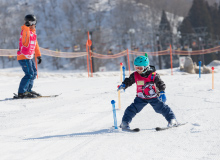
[[0, 66, 220, 160]]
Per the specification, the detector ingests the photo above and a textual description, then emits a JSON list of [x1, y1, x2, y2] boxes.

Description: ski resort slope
[[0, 67, 220, 160]]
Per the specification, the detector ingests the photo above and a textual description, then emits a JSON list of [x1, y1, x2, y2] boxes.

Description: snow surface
[[0, 67, 220, 160]]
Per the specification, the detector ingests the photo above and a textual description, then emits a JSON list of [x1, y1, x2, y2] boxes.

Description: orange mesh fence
[[129, 45, 220, 56], [129, 50, 170, 56], [0, 49, 17, 56], [0, 48, 87, 58], [174, 45, 220, 55], [40, 48, 87, 58], [1, 45, 220, 58], [91, 50, 127, 59]]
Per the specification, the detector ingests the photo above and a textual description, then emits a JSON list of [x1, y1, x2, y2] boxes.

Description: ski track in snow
[[0, 68, 220, 160]]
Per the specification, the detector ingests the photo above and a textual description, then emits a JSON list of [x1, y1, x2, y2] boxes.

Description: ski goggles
[[29, 21, 36, 26], [134, 65, 149, 72]]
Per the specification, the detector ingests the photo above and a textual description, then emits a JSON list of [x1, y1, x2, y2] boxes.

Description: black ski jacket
[[122, 65, 166, 93]]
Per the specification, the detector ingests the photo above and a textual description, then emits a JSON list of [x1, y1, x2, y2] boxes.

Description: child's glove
[[159, 91, 166, 102], [117, 84, 126, 91]]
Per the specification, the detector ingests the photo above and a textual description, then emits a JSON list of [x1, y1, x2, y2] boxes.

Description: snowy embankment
[[0, 67, 220, 160]]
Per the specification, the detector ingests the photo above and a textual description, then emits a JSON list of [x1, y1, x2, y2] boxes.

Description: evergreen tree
[[179, 17, 195, 52], [158, 10, 173, 69], [179, 17, 194, 34], [188, 0, 212, 34], [179, 0, 217, 65], [159, 10, 172, 33], [203, 1, 219, 64], [207, 3, 220, 39]]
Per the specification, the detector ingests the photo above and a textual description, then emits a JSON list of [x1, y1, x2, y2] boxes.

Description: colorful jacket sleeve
[[21, 26, 30, 47], [154, 73, 166, 92], [122, 73, 135, 89], [35, 40, 41, 57]]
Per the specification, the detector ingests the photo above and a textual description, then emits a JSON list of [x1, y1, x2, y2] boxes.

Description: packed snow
[[0, 66, 220, 160]]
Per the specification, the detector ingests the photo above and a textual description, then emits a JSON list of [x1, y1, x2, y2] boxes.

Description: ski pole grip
[[111, 100, 115, 105]]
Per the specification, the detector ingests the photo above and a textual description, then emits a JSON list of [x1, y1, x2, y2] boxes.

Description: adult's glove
[[37, 56, 42, 64], [159, 91, 166, 102], [117, 84, 126, 91]]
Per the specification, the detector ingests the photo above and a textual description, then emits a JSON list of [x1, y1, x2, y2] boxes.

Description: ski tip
[[133, 128, 140, 132], [155, 122, 188, 131]]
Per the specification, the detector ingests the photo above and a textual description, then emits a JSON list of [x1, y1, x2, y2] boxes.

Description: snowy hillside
[[0, 67, 220, 160], [0, 0, 183, 71]]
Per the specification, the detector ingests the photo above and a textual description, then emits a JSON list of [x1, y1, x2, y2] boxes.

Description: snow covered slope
[[0, 67, 220, 160]]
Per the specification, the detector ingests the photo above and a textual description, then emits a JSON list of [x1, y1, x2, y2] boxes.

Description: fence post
[[89, 46, 93, 77], [86, 44, 90, 78], [87, 31, 93, 77]]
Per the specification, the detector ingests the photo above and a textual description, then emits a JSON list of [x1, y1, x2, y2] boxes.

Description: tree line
[[0, 0, 219, 70], [178, 0, 220, 65]]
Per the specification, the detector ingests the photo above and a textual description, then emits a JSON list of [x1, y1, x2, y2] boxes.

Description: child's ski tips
[[155, 122, 188, 131]]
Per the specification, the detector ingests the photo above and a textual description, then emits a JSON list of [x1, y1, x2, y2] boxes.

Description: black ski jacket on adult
[[122, 65, 166, 94]]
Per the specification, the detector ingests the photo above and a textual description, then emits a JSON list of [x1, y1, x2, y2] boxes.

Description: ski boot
[[29, 90, 42, 97], [168, 119, 178, 127], [18, 92, 37, 98], [120, 121, 130, 129]]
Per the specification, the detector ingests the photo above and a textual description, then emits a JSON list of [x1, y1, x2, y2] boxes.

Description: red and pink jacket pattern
[[17, 30, 37, 59], [134, 71, 157, 99]]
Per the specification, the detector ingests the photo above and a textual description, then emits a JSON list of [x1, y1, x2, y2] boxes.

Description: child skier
[[118, 54, 178, 129], [17, 14, 42, 98]]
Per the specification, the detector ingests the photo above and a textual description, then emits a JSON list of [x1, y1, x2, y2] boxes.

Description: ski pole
[[199, 61, 202, 78], [117, 85, 121, 109], [111, 100, 118, 129], [120, 63, 123, 82], [122, 66, 125, 81], [35, 55, 38, 79], [122, 66, 126, 92], [212, 67, 214, 90]]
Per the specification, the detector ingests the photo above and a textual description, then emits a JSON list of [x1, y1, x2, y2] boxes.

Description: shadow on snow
[[24, 129, 113, 140]]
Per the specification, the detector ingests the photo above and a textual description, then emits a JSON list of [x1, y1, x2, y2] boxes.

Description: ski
[[155, 122, 188, 131], [122, 128, 140, 132], [0, 93, 61, 101]]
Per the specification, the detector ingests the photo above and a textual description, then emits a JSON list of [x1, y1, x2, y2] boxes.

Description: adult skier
[[118, 53, 178, 129], [17, 14, 42, 98]]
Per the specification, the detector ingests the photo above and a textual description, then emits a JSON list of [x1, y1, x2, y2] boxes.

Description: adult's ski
[[0, 93, 61, 101], [155, 122, 188, 131]]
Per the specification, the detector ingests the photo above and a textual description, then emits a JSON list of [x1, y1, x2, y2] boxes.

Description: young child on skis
[[118, 53, 178, 129], [17, 14, 42, 98]]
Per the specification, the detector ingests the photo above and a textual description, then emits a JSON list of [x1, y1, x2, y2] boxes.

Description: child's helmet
[[134, 53, 149, 66], [24, 14, 37, 26]]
